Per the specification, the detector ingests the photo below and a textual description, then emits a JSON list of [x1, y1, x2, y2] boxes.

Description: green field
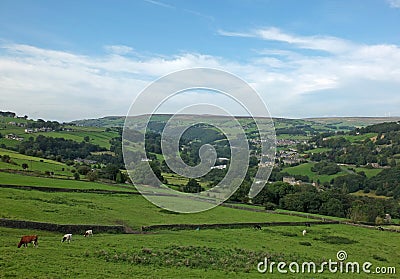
[[304, 147, 331, 154], [283, 162, 347, 183], [34, 129, 118, 149], [331, 133, 378, 143], [0, 170, 399, 278], [0, 187, 310, 229], [0, 171, 136, 192], [0, 118, 118, 149], [0, 148, 73, 176], [163, 173, 209, 189], [1, 223, 398, 278], [351, 190, 390, 199], [352, 166, 383, 178]]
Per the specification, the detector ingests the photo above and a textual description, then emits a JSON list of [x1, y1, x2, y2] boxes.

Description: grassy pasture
[[304, 147, 331, 154], [0, 118, 118, 149], [163, 173, 209, 189], [0, 187, 311, 229], [33, 129, 118, 149], [283, 162, 347, 183], [352, 166, 383, 178], [351, 190, 390, 199], [0, 148, 73, 176], [331, 133, 378, 143], [1, 224, 399, 278], [0, 171, 136, 192]]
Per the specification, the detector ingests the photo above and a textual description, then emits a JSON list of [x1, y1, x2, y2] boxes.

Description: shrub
[[264, 202, 277, 211]]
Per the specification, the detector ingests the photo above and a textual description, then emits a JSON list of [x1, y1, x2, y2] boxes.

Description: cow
[[18, 235, 38, 248], [84, 230, 93, 237], [305, 222, 311, 227], [302, 229, 307, 236], [61, 234, 72, 243]]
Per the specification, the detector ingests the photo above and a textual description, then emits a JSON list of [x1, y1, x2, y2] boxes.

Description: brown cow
[[18, 235, 38, 248]]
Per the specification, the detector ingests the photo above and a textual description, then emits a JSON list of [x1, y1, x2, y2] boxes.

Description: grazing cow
[[302, 229, 307, 236], [61, 234, 72, 243], [254, 224, 262, 230], [18, 235, 38, 248], [84, 230, 93, 237], [377, 226, 384, 231]]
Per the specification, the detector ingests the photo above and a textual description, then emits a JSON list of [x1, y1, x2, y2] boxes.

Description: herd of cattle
[[17, 230, 93, 248]]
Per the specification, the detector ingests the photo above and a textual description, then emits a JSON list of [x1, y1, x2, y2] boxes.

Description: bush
[[299, 241, 312, 246], [86, 171, 98, 182], [77, 165, 91, 175], [375, 216, 384, 225], [264, 202, 277, 211]]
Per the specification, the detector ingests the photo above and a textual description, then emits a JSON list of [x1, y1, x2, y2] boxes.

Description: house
[[5, 134, 24, 141], [211, 165, 227, 170], [283, 176, 301, 185], [74, 158, 97, 164]]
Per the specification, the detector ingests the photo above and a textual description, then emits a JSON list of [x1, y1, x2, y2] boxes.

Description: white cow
[[61, 234, 72, 243], [302, 229, 307, 236], [84, 230, 93, 237]]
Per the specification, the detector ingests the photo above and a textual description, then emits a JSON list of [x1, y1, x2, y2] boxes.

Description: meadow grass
[[1, 224, 398, 278], [351, 190, 390, 199], [0, 148, 65, 165], [304, 147, 331, 154], [33, 129, 118, 149], [0, 148, 73, 176], [352, 166, 383, 178], [0, 171, 136, 192], [0, 187, 310, 229], [283, 162, 347, 183], [331, 133, 378, 143]]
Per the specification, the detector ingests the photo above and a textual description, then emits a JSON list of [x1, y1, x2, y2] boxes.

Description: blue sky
[[1, 0, 400, 121]]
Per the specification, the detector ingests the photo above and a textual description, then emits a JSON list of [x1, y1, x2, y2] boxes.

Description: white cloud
[[104, 45, 134, 55], [387, 0, 400, 8], [1, 28, 400, 121], [219, 27, 356, 54]]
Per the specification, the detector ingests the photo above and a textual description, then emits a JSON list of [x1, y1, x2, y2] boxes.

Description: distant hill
[[72, 116, 126, 127], [307, 117, 400, 127], [72, 115, 400, 129]]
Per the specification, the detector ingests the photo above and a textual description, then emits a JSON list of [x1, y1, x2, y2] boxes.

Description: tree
[[1, 155, 11, 163], [116, 172, 127, 183], [86, 170, 98, 182], [77, 165, 91, 175], [181, 178, 204, 193], [74, 172, 80, 180], [84, 136, 90, 142], [21, 163, 29, 170]]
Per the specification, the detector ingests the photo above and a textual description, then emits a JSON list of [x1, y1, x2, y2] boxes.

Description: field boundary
[[141, 221, 339, 231], [0, 218, 126, 234], [0, 183, 139, 195]]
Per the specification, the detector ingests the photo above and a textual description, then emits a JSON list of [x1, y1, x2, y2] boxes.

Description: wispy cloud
[[387, 0, 400, 8], [104, 45, 134, 55], [219, 27, 356, 54], [143, 0, 175, 9]]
